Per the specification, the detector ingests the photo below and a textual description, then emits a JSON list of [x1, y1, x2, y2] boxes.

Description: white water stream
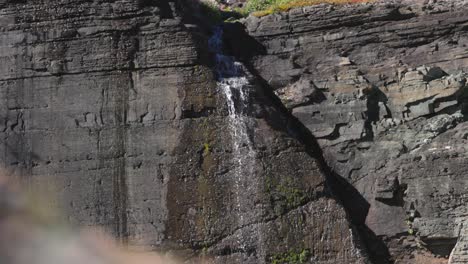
[[208, 26, 261, 257]]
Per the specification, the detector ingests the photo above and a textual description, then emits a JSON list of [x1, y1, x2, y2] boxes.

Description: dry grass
[[248, 0, 373, 17]]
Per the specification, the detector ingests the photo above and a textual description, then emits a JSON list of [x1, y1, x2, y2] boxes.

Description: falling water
[[208, 26, 260, 258]]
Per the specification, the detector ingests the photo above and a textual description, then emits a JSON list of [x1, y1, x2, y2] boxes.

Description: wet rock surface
[[240, 0, 468, 262]]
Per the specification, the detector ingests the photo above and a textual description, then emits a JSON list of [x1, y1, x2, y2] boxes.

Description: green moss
[[244, 0, 280, 13], [266, 176, 308, 215], [405, 218, 416, 236], [277, 184, 307, 208], [203, 142, 211, 155], [270, 249, 311, 264]]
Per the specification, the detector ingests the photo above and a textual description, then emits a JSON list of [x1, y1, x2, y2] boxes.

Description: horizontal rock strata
[[240, 0, 468, 262], [0, 1, 369, 263]]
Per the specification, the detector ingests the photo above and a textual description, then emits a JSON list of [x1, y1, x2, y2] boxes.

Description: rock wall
[[0, 0, 206, 247], [3, 0, 468, 263], [0, 1, 368, 263], [237, 0, 468, 263]]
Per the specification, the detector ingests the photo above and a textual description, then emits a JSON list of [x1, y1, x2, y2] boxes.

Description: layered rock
[[239, 0, 468, 262], [4, 0, 468, 262], [0, 0, 368, 263], [0, 0, 206, 248]]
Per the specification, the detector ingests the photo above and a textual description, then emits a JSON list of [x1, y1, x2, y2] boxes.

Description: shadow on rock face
[[223, 22, 267, 62], [219, 23, 394, 264]]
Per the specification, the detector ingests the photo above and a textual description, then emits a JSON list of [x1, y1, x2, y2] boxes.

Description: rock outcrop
[[0, 1, 368, 264], [238, 0, 468, 262]]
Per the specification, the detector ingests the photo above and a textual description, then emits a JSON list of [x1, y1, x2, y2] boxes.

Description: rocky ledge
[[0, 1, 367, 263], [231, 0, 468, 263]]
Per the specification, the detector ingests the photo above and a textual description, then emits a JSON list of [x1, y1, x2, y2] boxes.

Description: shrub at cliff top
[[198, 0, 372, 22], [244, 0, 372, 17]]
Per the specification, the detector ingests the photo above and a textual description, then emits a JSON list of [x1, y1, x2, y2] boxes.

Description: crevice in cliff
[[315, 123, 348, 140], [181, 107, 217, 118]]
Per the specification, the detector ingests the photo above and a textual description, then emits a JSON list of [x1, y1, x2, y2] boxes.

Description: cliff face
[[0, 0, 207, 247], [236, 0, 468, 263], [2, 0, 468, 263], [0, 1, 367, 264]]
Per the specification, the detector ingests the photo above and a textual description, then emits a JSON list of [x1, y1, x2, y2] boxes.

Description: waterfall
[[208, 26, 260, 257]]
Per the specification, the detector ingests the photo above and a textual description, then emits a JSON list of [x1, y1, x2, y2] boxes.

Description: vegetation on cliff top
[[243, 0, 373, 17], [199, 0, 373, 20]]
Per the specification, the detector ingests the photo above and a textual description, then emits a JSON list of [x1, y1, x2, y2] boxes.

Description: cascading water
[[208, 26, 261, 258]]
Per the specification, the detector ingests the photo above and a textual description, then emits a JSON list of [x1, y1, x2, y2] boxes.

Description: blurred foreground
[[0, 172, 180, 264]]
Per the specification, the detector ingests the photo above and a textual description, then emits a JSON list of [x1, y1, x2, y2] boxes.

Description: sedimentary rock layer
[[239, 0, 468, 262], [0, 1, 367, 263]]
